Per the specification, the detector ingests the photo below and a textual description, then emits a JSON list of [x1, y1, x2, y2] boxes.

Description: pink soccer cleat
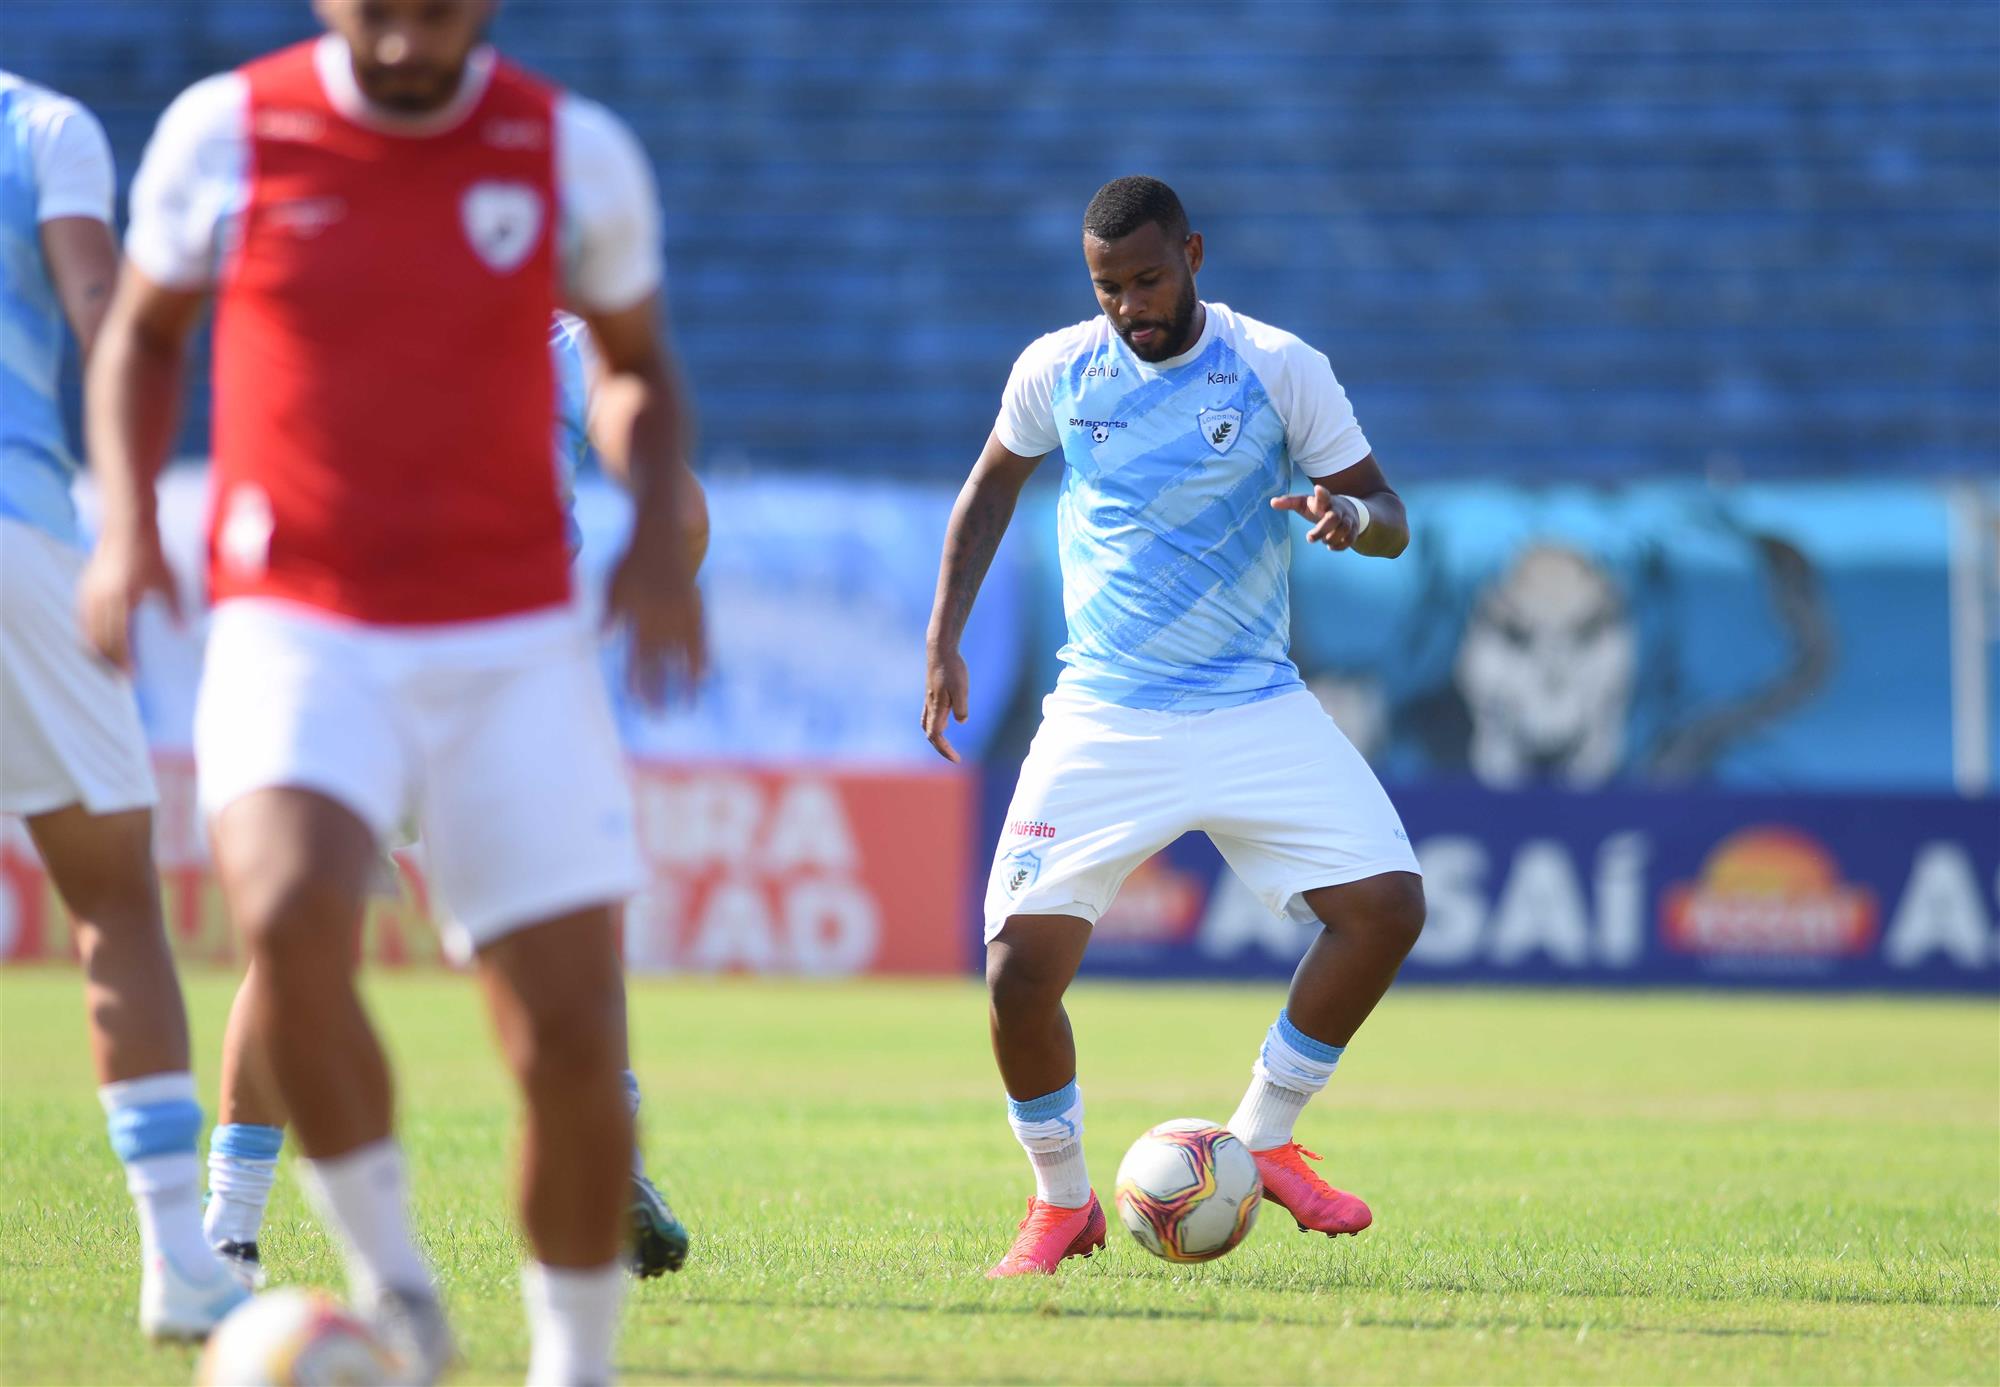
[[985, 1194, 1107, 1277], [1251, 1143, 1373, 1236]]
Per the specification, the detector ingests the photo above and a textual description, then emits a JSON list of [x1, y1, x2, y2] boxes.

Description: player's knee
[[512, 992, 622, 1096], [231, 870, 358, 968], [1362, 871, 1426, 955], [986, 941, 1068, 1021], [69, 907, 172, 975], [32, 810, 160, 932], [1310, 871, 1426, 955]]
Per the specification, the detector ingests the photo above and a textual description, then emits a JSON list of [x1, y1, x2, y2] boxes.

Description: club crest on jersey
[[1198, 406, 1243, 455], [460, 181, 544, 274]]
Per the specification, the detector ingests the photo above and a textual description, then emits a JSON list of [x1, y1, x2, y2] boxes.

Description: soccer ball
[[1114, 1118, 1262, 1262], [196, 1288, 396, 1387]]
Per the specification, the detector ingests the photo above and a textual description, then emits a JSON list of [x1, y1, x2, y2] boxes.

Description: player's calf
[[29, 806, 248, 1336], [479, 907, 633, 1385]]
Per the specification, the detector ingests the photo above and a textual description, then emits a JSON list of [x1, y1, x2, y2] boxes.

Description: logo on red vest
[[269, 196, 346, 240], [217, 483, 275, 580], [482, 117, 548, 151], [253, 109, 326, 143], [1664, 826, 1878, 957], [459, 181, 544, 274]]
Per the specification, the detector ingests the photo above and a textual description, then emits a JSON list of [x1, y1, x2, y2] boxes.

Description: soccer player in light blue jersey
[[200, 311, 701, 1286], [0, 70, 249, 1338], [923, 177, 1427, 1276]]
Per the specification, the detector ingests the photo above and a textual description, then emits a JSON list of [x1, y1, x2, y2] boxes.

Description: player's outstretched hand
[[606, 514, 707, 707], [1270, 484, 1364, 551], [77, 526, 180, 672], [922, 644, 970, 763]]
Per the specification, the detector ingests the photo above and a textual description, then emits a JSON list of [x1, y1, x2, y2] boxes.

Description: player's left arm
[[1271, 454, 1409, 559], [578, 293, 707, 699], [582, 338, 709, 572], [561, 95, 706, 699], [1264, 338, 1408, 558]]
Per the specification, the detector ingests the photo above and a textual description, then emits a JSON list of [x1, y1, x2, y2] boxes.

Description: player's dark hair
[[1083, 176, 1190, 245]]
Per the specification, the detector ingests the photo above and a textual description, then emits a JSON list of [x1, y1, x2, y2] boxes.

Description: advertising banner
[[1069, 785, 2000, 993], [1002, 479, 1998, 794], [1, 757, 974, 977]]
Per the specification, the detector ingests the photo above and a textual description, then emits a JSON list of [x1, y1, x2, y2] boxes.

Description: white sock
[[204, 1123, 284, 1246], [126, 1153, 214, 1273], [1006, 1080, 1090, 1208], [297, 1138, 434, 1301], [523, 1261, 625, 1387], [622, 1070, 645, 1182], [1227, 1011, 1344, 1152], [99, 1073, 217, 1277]]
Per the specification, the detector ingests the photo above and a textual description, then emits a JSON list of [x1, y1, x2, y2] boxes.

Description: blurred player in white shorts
[[923, 177, 1426, 1277], [199, 312, 702, 1289], [81, 5, 706, 1381], [0, 70, 249, 1340]]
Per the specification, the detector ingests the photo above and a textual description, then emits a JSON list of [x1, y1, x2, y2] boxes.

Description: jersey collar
[[313, 34, 496, 137]]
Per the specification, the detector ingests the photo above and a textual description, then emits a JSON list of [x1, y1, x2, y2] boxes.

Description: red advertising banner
[[621, 763, 971, 975], [1, 757, 974, 977]]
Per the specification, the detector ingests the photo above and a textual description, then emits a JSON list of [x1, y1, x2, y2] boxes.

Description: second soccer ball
[[196, 1288, 396, 1387], [1113, 1119, 1262, 1262]]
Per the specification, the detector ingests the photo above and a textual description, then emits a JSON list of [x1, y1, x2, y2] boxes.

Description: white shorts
[[984, 685, 1420, 941], [0, 519, 157, 817], [195, 598, 642, 957]]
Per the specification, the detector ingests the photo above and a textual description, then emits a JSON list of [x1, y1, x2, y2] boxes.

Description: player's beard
[[354, 59, 466, 113], [1119, 275, 1201, 362]]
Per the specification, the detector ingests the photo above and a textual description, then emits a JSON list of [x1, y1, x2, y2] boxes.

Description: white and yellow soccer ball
[[1113, 1118, 1262, 1262], [196, 1288, 396, 1387]]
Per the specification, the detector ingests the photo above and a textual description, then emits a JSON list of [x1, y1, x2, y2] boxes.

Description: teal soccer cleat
[[628, 1173, 689, 1278]]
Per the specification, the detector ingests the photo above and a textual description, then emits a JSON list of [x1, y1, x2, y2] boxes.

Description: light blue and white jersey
[[549, 310, 598, 552], [995, 302, 1372, 712], [0, 72, 115, 547]]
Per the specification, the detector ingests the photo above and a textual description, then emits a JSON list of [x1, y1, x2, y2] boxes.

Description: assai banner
[[1071, 786, 2000, 993]]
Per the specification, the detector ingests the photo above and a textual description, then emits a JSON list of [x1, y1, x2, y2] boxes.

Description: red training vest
[[210, 41, 570, 624]]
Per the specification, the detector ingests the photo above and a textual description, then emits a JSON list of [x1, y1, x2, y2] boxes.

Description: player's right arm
[[78, 268, 204, 668], [41, 217, 118, 359], [924, 332, 1066, 762], [18, 88, 119, 357], [922, 432, 1044, 764], [75, 74, 239, 668]]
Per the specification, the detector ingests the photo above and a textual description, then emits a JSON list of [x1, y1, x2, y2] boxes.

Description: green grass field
[[1, 970, 1994, 1385]]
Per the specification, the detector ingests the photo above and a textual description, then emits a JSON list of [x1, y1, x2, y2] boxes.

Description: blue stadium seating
[[11, 0, 1996, 479]]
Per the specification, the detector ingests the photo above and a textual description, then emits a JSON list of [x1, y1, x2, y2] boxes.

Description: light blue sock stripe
[[621, 1071, 641, 1105], [1007, 1079, 1079, 1123], [212, 1122, 285, 1162], [107, 1098, 203, 1162], [1276, 1011, 1345, 1065]]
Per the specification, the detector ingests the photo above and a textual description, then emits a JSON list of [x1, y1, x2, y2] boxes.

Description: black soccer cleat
[[213, 1238, 267, 1291]]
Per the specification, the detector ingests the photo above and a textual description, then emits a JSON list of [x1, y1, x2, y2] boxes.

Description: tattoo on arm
[[932, 481, 1016, 646]]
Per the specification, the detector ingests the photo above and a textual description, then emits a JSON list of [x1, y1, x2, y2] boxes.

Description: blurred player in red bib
[[83, 2, 703, 1380]]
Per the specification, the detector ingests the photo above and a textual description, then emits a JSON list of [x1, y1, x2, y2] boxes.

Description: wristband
[[1343, 495, 1372, 535]]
